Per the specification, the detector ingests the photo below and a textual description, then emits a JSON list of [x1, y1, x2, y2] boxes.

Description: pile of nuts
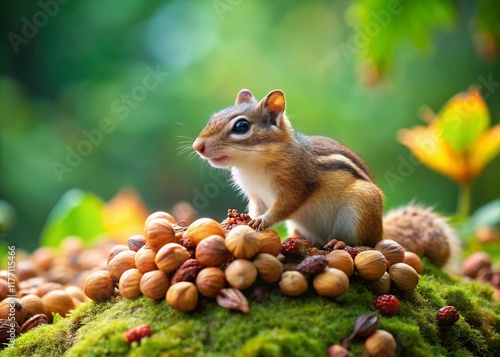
[[83, 209, 423, 314], [461, 252, 500, 300]]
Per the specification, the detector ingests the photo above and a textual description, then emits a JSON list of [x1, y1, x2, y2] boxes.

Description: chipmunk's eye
[[231, 118, 251, 134]]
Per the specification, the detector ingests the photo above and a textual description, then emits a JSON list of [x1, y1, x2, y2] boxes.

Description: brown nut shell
[[364, 329, 397, 357], [403, 251, 423, 274], [279, 271, 308, 296], [128, 235, 147, 252], [257, 229, 282, 256], [140, 270, 169, 300], [389, 263, 419, 291], [326, 250, 354, 276], [107, 244, 129, 264], [225, 225, 261, 259], [108, 250, 136, 282], [20, 294, 47, 320], [313, 267, 349, 298], [187, 218, 226, 245], [375, 240, 405, 265], [252, 253, 283, 283], [135, 246, 158, 274], [195, 267, 226, 298], [144, 218, 177, 251], [370, 272, 392, 295], [119, 268, 143, 299], [354, 250, 387, 281], [41, 290, 75, 319], [225, 259, 257, 290], [145, 211, 176, 226], [64, 286, 87, 303], [20, 313, 48, 333], [0, 298, 26, 325], [195, 235, 231, 267], [84, 270, 115, 302], [155, 243, 191, 273], [166, 281, 198, 312]]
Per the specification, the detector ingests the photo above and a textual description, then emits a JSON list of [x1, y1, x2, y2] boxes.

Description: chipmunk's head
[[193, 89, 292, 168]]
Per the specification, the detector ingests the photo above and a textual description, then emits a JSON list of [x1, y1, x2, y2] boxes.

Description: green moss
[[1, 262, 499, 357]]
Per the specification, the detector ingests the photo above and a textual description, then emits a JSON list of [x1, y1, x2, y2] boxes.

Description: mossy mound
[[2, 263, 499, 357]]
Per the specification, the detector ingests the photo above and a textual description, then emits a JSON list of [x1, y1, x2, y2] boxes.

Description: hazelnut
[[31, 247, 55, 271], [354, 250, 387, 281], [195, 267, 226, 298], [41, 290, 75, 319], [145, 211, 176, 226], [107, 244, 129, 264], [225, 225, 261, 259], [128, 235, 147, 252], [195, 235, 231, 267], [166, 281, 199, 312], [135, 246, 158, 274], [252, 253, 283, 283], [119, 268, 143, 299], [375, 240, 405, 265], [84, 270, 115, 302], [225, 259, 257, 290], [257, 229, 282, 256], [364, 329, 396, 357], [144, 218, 177, 251], [461, 252, 491, 278], [186, 218, 226, 245], [0, 271, 19, 292], [64, 286, 87, 303], [35, 282, 63, 297], [370, 272, 392, 295], [403, 251, 423, 274], [0, 298, 27, 325], [155, 243, 191, 273], [0, 280, 8, 301], [108, 250, 136, 282], [140, 270, 169, 300], [389, 263, 419, 291], [313, 268, 349, 298], [16, 261, 37, 281], [20, 294, 47, 320], [326, 250, 354, 276], [279, 271, 308, 296]]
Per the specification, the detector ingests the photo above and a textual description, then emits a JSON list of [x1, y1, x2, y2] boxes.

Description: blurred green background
[[1, 0, 499, 252]]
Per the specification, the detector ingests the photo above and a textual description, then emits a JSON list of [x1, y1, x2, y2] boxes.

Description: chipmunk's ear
[[235, 89, 257, 105], [261, 90, 285, 126]]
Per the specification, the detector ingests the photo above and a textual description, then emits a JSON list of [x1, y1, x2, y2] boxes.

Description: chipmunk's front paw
[[248, 215, 270, 231]]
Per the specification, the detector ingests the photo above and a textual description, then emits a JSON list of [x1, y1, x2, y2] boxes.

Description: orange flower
[[398, 88, 500, 184]]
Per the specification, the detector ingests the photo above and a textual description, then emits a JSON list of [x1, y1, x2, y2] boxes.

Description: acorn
[[166, 281, 199, 312], [119, 268, 143, 299], [20, 294, 47, 320], [225, 225, 261, 259], [84, 270, 115, 302], [186, 218, 226, 246], [225, 259, 257, 290], [135, 246, 158, 274], [155, 243, 191, 273], [145, 218, 177, 251], [389, 263, 419, 291], [370, 272, 392, 295], [375, 240, 405, 265], [195, 235, 232, 267], [108, 250, 136, 282], [195, 267, 226, 298], [326, 250, 354, 276], [140, 270, 169, 300], [252, 253, 283, 283], [354, 250, 387, 281], [313, 268, 349, 298], [279, 271, 308, 296], [364, 329, 396, 357], [403, 251, 423, 274], [257, 229, 282, 256], [145, 211, 176, 226], [41, 290, 75, 319]]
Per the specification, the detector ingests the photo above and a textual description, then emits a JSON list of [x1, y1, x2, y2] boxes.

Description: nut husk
[[144, 218, 177, 251], [375, 240, 405, 265], [313, 268, 349, 298], [195, 267, 226, 298], [279, 271, 308, 296], [84, 270, 115, 302], [354, 250, 387, 281], [119, 268, 143, 299], [225, 259, 257, 290], [140, 270, 169, 300], [252, 253, 283, 283], [155, 243, 191, 273], [389, 263, 419, 291], [135, 246, 158, 273], [195, 235, 231, 267], [108, 250, 136, 282], [364, 329, 396, 357], [326, 250, 354, 276], [370, 272, 392, 295], [225, 225, 261, 259], [166, 281, 198, 312], [187, 218, 226, 246], [257, 229, 282, 256]]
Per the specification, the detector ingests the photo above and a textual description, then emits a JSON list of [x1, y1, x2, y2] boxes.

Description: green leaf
[[438, 89, 490, 152], [40, 189, 104, 248], [469, 199, 500, 229]]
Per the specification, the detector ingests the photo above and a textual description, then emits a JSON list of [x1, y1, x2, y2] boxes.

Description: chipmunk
[[193, 89, 460, 271]]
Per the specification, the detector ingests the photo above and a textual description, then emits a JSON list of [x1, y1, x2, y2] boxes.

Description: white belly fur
[[231, 167, 277, 212]]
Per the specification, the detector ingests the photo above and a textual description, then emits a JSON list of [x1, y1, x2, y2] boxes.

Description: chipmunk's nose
[[193, 139, 205, 154]]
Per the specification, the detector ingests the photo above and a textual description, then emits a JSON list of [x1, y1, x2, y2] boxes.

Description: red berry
[[436, 306, 460, 326], [375, 294, 399, 316], [281, 238, 308, 257], [124, 324, 152, 344]]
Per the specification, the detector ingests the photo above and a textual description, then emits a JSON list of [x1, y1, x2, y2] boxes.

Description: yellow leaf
[[469, 125, 500, 178]]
